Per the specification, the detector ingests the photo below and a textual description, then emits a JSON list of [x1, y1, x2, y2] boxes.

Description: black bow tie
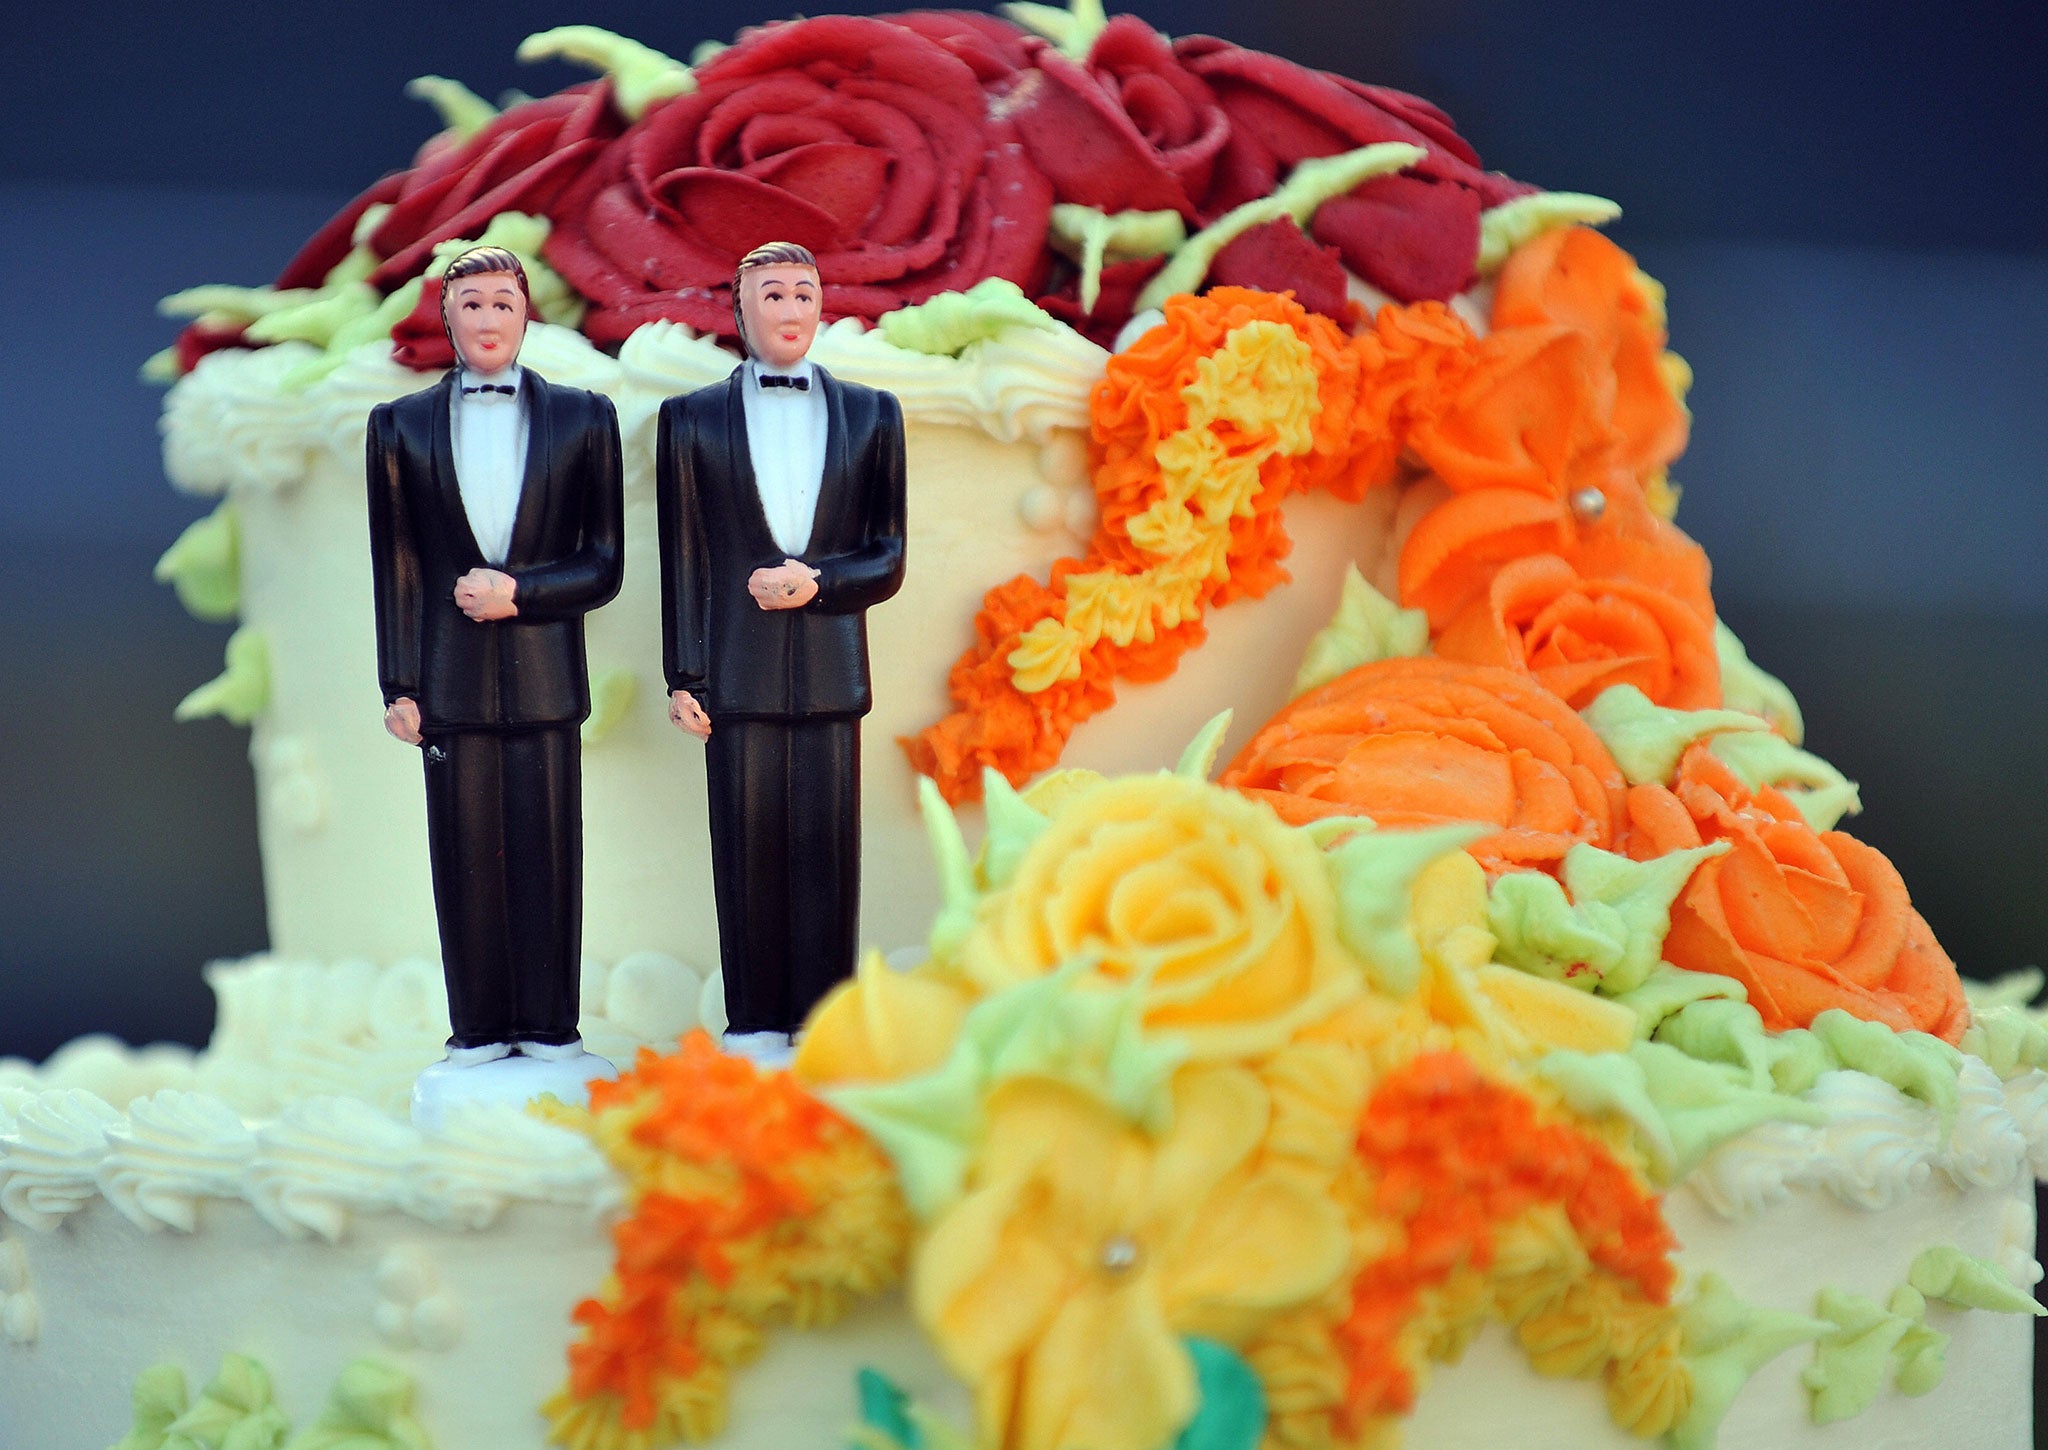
[[758, 373, 809, 391], [463, 382, 517, 396]]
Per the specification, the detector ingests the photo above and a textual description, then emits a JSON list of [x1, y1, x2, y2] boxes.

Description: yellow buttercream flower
[[959, 774, 1362, 1060], [795, 950, 973, 1088], [912, 1065, 1349, 1450]]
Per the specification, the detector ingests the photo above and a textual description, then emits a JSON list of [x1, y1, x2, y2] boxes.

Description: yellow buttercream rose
[[912, 1065, 1349, 1450], [958, 774, 1361, 1059]]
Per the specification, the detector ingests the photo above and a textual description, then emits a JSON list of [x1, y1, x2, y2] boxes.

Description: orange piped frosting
[[1624, 745, 1969, 1043], [1220, 656, 1628, 873]]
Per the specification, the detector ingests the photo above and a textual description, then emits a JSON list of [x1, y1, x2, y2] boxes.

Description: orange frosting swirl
[[1432, 530, 1720, 709], [1625, 745, 1968, 1042], [1220, 656, 1626, 873]]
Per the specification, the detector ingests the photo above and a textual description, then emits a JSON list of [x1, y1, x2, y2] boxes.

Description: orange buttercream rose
[[1220, 657, 1626, 874], [1625, 745, 1968, 1043], [1432, 531, 1720, 710]]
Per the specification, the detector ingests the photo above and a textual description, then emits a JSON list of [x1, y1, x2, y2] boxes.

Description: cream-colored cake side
[[163, 319, 1421, 974]]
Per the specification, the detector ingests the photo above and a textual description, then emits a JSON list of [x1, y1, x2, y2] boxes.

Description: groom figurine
[[656, 241, 907, 1066], [366, 245, 623, 1118]]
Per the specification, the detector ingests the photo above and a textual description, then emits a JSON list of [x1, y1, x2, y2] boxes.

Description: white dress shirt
[[741, 358, 827, 557], [449, 365, 529, 565]]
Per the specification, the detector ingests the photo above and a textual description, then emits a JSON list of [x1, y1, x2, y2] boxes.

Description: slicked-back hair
[[731, 241, 820, 358], [439, 246, 533, 359]]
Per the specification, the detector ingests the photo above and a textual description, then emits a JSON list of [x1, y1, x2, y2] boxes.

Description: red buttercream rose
[[1174, 35, 1534, 301], [542, 15, 1055, 343]]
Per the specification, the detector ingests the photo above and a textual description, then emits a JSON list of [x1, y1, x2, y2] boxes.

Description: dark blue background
[[2, 0, 2043, 1055]]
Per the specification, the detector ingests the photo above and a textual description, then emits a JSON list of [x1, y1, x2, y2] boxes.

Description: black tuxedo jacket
[[655, 365, 906, 719], [367, 369, 624, 730]]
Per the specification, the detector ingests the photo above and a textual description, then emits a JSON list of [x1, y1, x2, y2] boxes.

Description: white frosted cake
[[2, 9, 2041, 1450]]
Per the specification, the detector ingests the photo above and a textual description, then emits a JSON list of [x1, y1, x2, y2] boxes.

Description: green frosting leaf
[[403, 75, 497, 139], [175, 626, 270, 726], [1327, 823, 1487, 996], [580, 668, 638, 746], [1046, 206, 1187, 315], [159, 284, 326, 327], [246, 283, 381, 349], [1713, 620, 1804, 744], [1175, 710, 1234, 784], [1537, 1040, 1825, 1185], [980, 771, 1051, 892], [1802, 1286, 1919, 1424], [1708, 731, 1860, 833], [161, 1354, 289, 1450], [516, 26, 693, 119], [919, 777, 981, 964], [1473, 192, 1623, 275], [155, 502, 241, 623], [824, 967, 1188, 1219], [1959, 1003, 2048, 1079], [1964, 967, 2044, 1012], [1651, 999, 1832, 1098], [1807, 1011, 1961, 1128], [1580, 684, 1770, 787], [1888, 1286, 1949, 1398], [113, 1363, 191, 1450], [1289, 567, 1427, 699], [1907, 1246, 2047, 1316], [282, 1359, 430, 1450], [1136, 143, 1425, 313], [878, 278, 1065, 354], [1672, 1274, 1832, 1450], [1487, 842, 1724, 996], [1174, 1338, 1266, 1450], [1001, 0, 1110, 59], [1607, 962, 1748, 1041]]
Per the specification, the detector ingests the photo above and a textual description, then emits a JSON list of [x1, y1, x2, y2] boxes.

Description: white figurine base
[[410, 1048, 618, 1131]]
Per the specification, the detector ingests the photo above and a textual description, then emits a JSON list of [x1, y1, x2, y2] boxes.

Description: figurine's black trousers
[[706, 717, 860, 1035], [420, 725, 582, 1050]]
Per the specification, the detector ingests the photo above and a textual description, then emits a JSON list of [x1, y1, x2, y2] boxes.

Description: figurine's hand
[[454, 568, 518, 621], [669, 689, 712, 740], [384, 697, 423, 745], [748, 559, 820, 611]]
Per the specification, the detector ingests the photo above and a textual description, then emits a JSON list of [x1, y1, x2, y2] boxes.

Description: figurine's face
[[446, 270, 528, 374], [738, 264, 822, 370]]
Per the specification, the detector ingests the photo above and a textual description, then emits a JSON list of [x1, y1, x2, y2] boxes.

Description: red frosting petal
[[1311, 173, 1483, 302], [1207, 217, 1350, 321]]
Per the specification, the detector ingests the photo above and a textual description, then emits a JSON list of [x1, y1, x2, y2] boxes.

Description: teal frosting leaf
[[113, 1363, 191, 1450], [1537, 1040, 1825, 1185], [1907, 1246, 2047, 1316], [403, 76, 497, 139], [1290, 567, 1427, 699], [853, 1368, 919, 1450], [1046, 207, 1187, 315], [1714, 620, 1804, 744], [1173, 1338, 1266, 1450], [1487, 842, 1725, 996], [1580, 684, 1770, 787], [1327, 823, 1487, 996], [980, 771, 1051, 893], [580, 668, 638, 746], [155, 502, 241, 623], [1174, 710, 1234, 784], [1474, 192, 1623, 275], [282, 1359, 431, 1450], [1671, 1274, 1833, 1450], [878, 278, 1065, 354], [1708, 731, 1860, 833], [175, 626, 270, 726], [516, 26, 693, 119], [825, 968, 1188, 1219], [1137, 143, 1425, 313]]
